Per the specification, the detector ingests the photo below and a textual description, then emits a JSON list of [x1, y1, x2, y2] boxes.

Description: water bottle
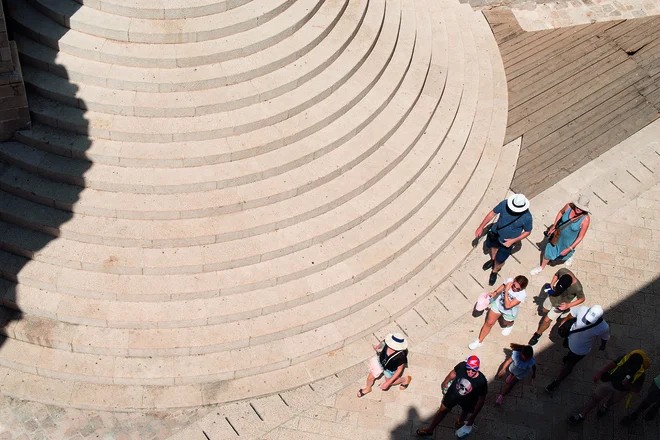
[[543, 283, 554, 296]]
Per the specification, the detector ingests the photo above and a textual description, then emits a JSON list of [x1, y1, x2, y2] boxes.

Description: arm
[[599, 326, 610, 351], [488, 282, 506, 298], [531, 364, 537, 379], [565, 296, 586, 309], [465, 396, 486, 426], [548, 204, 570, 233], [381, 364, 405, 390], [442, 369, 457, 390], [475, 210, 497, 238], [373, 341, 384, 351], [497, 358, 513, 378], [560, 216, 590, 256], [502, 230, 531, 247], [503, 295, 521, 309], [593, 361, 616, 382]]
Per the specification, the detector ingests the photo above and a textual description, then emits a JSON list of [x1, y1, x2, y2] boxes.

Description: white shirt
[[497, 277, 527, 311], [568, 306, 610, 355]]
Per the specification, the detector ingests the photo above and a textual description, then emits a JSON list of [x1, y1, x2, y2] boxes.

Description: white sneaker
[[565, 256, 574, 266], [468, 339, 483, 350], [501, 325, 514, 336], [455, 423, 473, 438], [530, 266, 543, 276]]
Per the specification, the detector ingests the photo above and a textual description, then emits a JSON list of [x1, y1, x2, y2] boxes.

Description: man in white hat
[[475, 194, 533, 286], [546, 305, 610, 393]]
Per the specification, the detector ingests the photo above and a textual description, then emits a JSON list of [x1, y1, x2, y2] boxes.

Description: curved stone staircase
[[0, 0, 512, 410]]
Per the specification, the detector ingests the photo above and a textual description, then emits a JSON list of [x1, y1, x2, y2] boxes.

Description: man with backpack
[[475, 194, 533, 286], [545, 305, 610, 393]]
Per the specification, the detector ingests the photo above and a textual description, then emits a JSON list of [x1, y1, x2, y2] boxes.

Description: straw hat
[[507, 193, 530, 213], [573, 194, 590, 212], [385, 333, 408, 351]]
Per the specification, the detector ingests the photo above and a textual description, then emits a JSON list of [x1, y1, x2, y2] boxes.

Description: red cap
[[466, 355, 480, 370]]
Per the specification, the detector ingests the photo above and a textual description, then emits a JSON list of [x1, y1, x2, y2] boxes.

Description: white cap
[[583, 305, 604, 324]]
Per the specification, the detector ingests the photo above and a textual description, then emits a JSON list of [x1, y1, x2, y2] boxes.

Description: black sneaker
[[545, 381, 558, 393], [568, 414, 584, 425], [620, 413, 638, 425], [488, 271, 498, 286], [482, 260, 494, 271], [528, 333, 541, 346]]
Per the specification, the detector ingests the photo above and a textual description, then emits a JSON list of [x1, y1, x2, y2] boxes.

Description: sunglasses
[[511, 283, 522, 292], [466, 365, 479, 371]]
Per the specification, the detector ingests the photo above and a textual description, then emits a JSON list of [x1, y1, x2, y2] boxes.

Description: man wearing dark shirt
[[529, 268, 585, 346], [416, 356, 488, 438], [475, 194, 533, 286]]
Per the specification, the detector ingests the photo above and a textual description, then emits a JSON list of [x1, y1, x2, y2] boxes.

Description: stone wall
[[0, 1, 30, 141]]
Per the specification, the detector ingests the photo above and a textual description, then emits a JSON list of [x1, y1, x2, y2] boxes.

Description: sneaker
[[488, 272, 498, 286], [545, 381, 558, 393], [455, 423, 473, 439], [468, 339, 483, 350], [565, 256, 574, 266], [568, 414, 584, 424], [496, 394, 504, 405], [529, 266, 543, 276], [528, 333, 541, 346], [620, 413, 638, 425], [501, 325, 514, 336], [482, 260, 494, 271]]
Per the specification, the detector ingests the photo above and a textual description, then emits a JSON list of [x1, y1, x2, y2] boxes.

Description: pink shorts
[[369, 356, 395, 378]]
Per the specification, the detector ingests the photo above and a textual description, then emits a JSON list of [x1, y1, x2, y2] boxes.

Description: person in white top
[[546, 305, 610, 393], [468, 275, 528, 350]]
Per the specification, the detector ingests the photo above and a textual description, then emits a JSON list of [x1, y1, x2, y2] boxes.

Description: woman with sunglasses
[[469, 275, 528, 350]]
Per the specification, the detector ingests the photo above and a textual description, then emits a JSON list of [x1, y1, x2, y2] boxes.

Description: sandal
[[415, 428, 434, 437], [400, 376, 412, 390], [357, 388, 371, 398]]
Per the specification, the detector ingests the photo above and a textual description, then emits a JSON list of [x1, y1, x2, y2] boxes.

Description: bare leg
[[536, 314, 552, 335], [579, 392, 608, 417], [477, 310, 501, 343], [493, 259, 504, 274], [456, 408, 470, 427], [489, 246, 497, 262], [501, 375, 519, 396], [501, 318, 514, 329], [418, 405, 451, 434], [359, 373, 376, 396], [391, 375, 410, 387], [539, 257, 550, 270]]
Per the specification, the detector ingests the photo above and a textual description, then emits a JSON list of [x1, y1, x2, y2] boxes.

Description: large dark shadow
[[0, 0, 90, 354], [392, 276, 660, 440]]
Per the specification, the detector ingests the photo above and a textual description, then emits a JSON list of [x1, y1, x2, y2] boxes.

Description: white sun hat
[[573, 194, 591, 212], [385, 333, 408, 351], [507, 193, 530, 213]]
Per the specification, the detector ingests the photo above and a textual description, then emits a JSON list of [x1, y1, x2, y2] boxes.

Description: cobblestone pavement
[[1, 119, 659, 440], [508, 0, 660, 30]]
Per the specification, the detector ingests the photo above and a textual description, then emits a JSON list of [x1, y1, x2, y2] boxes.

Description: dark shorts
[[644, 381, 660, 404], [562, 350, 586, 367], [485, 234, 512, 264], [442, 395, 476, 414]]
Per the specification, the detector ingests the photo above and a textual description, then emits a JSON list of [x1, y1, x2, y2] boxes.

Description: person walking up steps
[[358, 333, 411, 398], [416, 356, 487, 438], [568, 350, 649, 424], [496, 343, 536, 405], [468, 275, 528, 350], [546, 305, 610, 393], [475, 194, 533, 286], [621, 373, 660, 425], [530, 195, 590, 276], [528, 268, 585, 346]]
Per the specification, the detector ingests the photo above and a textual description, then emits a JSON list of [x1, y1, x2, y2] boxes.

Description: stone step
[[8, 0, 336, 68], [20, 3, 404, 143], [72, 0, 254, 20], [17, 0, 375, 109], [28, 0, 294, 43]]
